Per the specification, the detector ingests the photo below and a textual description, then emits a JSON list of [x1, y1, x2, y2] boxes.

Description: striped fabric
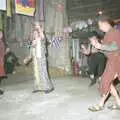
[[51, 36, 63, 48]]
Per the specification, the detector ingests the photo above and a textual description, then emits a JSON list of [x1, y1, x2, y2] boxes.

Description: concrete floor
[[0, 75, 120, 120]]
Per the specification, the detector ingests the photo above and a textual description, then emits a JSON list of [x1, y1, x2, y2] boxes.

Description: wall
[[44, 0, 71, 73], [1, 0, 71, 76]]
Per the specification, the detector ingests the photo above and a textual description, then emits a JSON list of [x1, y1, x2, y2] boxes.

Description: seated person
[[4, 48, 20, 74], [81, 31, 107, 86]]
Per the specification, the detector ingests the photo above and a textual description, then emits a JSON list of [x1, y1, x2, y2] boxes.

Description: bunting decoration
[[51, 36, 63, 48], [15, 0, 36, 16], [0, 0, 6, 11]]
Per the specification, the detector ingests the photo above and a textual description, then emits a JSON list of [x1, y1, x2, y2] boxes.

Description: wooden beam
[[114, 19, 120, 24], [68, 8, 120, 18], [68, 2, 102, 11]]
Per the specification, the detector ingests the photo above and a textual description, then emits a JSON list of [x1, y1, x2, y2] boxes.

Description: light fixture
[[98, 10, 103, 15]]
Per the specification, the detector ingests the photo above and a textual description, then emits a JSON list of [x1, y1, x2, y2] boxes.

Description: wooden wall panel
[[67, 0, 120, 22]]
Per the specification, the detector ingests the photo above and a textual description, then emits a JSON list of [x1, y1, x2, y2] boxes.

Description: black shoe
[[89, 79, 96, 87], [32, 89, 45, 93], [45, 88, 54, 94], [0, 89, 4, 95]]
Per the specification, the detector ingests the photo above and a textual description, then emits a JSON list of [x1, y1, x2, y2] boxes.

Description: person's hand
[[80, 49, 85, 54], [91, 39, 102, 49], [81, 44, 86, 50], [40, 32, 44, 40], [32, 40, 36, 47]]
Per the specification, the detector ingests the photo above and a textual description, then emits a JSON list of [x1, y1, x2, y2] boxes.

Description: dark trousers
[[87, 52, 107, 78]]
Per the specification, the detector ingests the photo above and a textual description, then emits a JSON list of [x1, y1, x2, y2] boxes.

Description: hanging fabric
[[7, 0, 12, 17]]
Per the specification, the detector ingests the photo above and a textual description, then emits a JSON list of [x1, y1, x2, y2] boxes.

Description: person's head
[[34, 21, 44, 32], [6, 47, 10, 53], [98, 15, 114, 32], [88, 31, 100, 43]]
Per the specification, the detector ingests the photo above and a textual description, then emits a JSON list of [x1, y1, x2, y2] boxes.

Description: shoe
[[89, 78, 96, 87], [89, 79, 96, 87], [32, 89, 45, 93], [88, 104, 104, 112], [108, 104, 120, 110], [45, 88, 54, 94], [0, 89, 4, 95]]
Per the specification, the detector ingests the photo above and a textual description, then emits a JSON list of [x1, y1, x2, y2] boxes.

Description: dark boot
[[0, 89, 4, 95], [45, 88, 54, 94], [32, 89, 45, 93], [89, 78, 96, 87]]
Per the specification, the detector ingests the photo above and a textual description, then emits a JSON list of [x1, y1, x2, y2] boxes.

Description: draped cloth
[[99, 29, 120, 95], [0, 31, 5, 77]]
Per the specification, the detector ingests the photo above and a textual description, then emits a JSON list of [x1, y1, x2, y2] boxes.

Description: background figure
[[115, 24, 120, 31], [87, 31, 107, 86], [32, 22, 54, 94], [4, 48, 20, 74], [0, 30, 6, 95], [81, 31, 106, 86]]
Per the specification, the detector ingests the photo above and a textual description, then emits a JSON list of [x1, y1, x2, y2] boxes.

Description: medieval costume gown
[[32, 31, 54, 92], [99, 28, 120, 95]]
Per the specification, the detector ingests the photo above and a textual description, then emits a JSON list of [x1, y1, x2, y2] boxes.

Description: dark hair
[[87, 31, 103, 43], [98, 15, 115, 27], [88, 31, 100, 39]]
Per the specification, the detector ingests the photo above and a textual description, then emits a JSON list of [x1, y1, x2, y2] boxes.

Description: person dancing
[[32, 22, 54, 94], [88, 15, 120, 111]]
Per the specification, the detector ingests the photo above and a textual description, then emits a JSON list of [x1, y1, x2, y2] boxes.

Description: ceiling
[[66, 0, 120, 23]]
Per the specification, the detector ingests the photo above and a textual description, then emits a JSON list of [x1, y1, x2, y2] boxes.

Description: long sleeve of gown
[[102, 41, 119, 51]]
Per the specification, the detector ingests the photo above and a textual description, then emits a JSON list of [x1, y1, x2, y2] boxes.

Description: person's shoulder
[[108, 28, 120, 37], [111, 28, 120, 33], [113, 29, 120, 37]]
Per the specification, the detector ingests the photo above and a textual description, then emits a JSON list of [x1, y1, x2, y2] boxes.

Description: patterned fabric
[[15, 0, 35, 16], [39, 58, 53, 90], [51, 36, 63, 48], [20, 0, 29, 7]]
